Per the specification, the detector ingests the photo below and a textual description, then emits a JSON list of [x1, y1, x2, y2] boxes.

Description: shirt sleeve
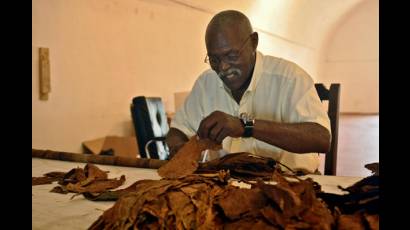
[[281, 66, 331, 134]]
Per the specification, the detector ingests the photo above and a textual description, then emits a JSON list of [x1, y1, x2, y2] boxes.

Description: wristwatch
[[239, 112, 255, 138]]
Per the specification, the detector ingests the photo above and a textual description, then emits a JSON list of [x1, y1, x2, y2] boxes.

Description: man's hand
[[166, 128, 189, 159], [197, 111, 244, 143]]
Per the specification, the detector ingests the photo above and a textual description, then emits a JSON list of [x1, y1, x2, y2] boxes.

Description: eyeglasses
[[204, 34, 252, 67]]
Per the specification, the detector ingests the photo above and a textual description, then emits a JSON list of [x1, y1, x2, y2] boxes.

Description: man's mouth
[[219, 69, 242, 81], [226, 73, 236, 79]]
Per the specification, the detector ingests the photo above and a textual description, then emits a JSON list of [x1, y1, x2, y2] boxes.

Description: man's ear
[[251, 32, 259, 50]]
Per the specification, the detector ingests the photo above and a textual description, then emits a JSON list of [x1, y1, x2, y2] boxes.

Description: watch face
[[240, 112, 254, 123], [240, 112, 247, 120], [239, 112, 253, 137]]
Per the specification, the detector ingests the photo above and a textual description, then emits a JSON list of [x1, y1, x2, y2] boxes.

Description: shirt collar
[[248, 51, 263, 92]]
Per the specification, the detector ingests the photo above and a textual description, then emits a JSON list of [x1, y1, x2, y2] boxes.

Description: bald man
[[166, 10, 331, 174]]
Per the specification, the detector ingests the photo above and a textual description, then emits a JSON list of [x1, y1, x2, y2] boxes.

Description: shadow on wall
[[318, 0, 378, 114]]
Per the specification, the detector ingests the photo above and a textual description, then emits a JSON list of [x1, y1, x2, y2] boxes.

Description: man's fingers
[[216, 129, 228, 143], [197, 117, 208, 138], [198, 118, 217, 139], [197, 111, 230, 140], [209, 122, 224, 142]]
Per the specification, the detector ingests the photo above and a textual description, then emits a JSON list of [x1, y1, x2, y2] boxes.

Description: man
[[166, 10, 331, 174]]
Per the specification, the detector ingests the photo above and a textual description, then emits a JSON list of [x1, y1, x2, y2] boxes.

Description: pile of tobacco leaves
[[87, 137, 379, 229], [32, 163, 125, 196], [89, 169, 334, 230], [32, 137, 379, 229], [87, 164, 378, 229], [316, 163, 379, 229]]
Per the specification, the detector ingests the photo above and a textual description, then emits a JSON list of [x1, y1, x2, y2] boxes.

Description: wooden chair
[[315, 83, 341, 175]]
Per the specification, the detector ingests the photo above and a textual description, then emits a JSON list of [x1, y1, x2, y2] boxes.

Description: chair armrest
[[144, 137, 167, 159]]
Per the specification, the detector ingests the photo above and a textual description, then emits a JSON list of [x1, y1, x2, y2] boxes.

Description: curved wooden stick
[[32, 149, 167, 169]]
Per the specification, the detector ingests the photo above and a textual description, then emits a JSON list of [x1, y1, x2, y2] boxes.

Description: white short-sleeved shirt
[[171, 51, 331, 173]]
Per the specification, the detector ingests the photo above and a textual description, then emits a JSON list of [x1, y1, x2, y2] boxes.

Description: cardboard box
[[82, 136, 139, 158]]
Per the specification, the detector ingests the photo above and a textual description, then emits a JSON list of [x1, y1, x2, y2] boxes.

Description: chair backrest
[[314, 83, 341, 175], [130, 96, 169, 160]]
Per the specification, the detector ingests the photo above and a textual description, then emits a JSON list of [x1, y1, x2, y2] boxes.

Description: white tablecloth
[[32, 158, 363, 230]]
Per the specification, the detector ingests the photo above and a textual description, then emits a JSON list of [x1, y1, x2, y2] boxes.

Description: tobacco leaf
[[319, 177, 379, 214], [59, 167, 87, 185], [271, 169, 293, 188], [196, 184, 226, 229], [363, 213, 379, 230], [50, 186, 69, 194], [139, 195, 170, 227], [257, 180, 303, 218], [252, 219, 280, 230], [223, 218, 277, 230], [158, 136, 221, 179], [85, 163, 108, 179], [32, 171, 67, 186], [364, 162, 379, 176], [299, 197, 334, 230], [44, 171, 67, 179], [82, 180, 151, 201], [337, 213, 365, 230], [167, 191, 196, 229], [66, 175, 126, 194], [338, 175, 379, 194], [129, 180, 192, 227], [216, 187, 267, 220], [197, 152, 277, 180], [36, 164, 127, 198], [32, 176, 59, 186], [260, 206, 286, 228], [78, 163, 109, 186], [179, 183, 210, 216]]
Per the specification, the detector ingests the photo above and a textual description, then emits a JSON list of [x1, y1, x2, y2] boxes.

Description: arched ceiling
[[167, 0, 367, 50]]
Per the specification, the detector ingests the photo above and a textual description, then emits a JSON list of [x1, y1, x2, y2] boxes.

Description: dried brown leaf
[[217, 187, 267, 220], [167, 191, 196, 229], [32, 171, 67, 186], [260, 206, 286, 228], [85, 163, 108, 180], [43, 171, 67, 179], [158, 136, 221, 179], [50, 186, 69, 194], [258, 181, 303, 218], [337, 213, 365, 230], [364, 213, 379, 230], [198, 152, 276, 180], [66, 175, 126, 193], [32, 176, 59, 186], [364, 162, 379, 176], [60, 167, 86, 185]]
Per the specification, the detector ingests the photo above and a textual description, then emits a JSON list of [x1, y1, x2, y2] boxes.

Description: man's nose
[[218, 59, 231, 72]]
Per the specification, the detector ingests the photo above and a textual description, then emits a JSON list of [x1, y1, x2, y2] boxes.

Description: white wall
[[32, 0, 372, 153], [32, 0, 212, 152], [318, 0, 379, 113]]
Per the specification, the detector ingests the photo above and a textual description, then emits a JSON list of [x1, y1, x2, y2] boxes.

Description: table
[[32, 158, 364, 230]]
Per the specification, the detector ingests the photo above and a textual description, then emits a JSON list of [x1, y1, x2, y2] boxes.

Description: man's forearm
[[166, 128, 189, 158], [252, 120, 331, 153]]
